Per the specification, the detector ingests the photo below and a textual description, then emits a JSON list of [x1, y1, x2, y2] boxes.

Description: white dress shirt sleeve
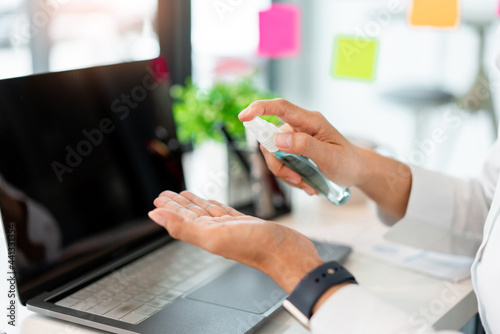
[[310, 140, 500, 333], [379, 139, 500, 257], [310, 285, 460, 334]]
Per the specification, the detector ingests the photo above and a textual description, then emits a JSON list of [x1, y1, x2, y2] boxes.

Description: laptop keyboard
[[55, 242, 234, 324]]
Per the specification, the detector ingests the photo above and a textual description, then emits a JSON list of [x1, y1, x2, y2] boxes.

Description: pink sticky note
[[258, 4, 301, 58]]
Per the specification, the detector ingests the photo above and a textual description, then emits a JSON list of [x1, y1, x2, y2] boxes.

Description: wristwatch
[[282, 261, 357, 329]]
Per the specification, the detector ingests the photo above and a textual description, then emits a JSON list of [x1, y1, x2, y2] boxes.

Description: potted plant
[[170, 78, 282, 210], [170, 78, 280, 147]]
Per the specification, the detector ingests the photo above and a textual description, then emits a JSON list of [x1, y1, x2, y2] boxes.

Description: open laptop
[[0, 58, 352, 334]]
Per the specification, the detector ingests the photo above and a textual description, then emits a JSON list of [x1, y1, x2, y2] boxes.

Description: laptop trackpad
[[186, 264, 287, 314]]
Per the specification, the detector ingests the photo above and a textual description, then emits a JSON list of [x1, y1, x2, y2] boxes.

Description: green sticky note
[[332, 36, 379, 81]]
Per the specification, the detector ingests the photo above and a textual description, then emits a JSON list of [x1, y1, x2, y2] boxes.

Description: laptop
[[0, 58, 352, 334]]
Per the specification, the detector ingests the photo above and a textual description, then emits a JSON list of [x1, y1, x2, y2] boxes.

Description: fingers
[[239, 98, 324, 134], [260, 144, 301, 185], [155, 191, 209, 217], [260, 145, 319, 196], [279, 124, 295, 133], [274, 131, 330, 158], [181, 191, 230, 217], [272, 132, 340, 188], [155, 190, 245, 218], [153, 197, 200, 222], [148, 208, 207, 245], [207, 199, 246, 217]]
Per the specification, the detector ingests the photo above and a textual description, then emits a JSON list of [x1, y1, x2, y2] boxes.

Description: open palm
[[148, 191, 323, 293]]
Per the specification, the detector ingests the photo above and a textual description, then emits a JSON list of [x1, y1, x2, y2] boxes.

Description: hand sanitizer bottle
[[243, 117, 350, 206]]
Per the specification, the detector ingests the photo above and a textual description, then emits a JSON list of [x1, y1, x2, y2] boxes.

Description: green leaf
[[171, 77, 280, 146]]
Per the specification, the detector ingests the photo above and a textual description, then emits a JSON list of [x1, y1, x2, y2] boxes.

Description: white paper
[[357, 238, 474, 282]]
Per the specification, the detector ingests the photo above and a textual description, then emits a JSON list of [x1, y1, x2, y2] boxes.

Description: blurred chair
[[380, 0, 498, 157]]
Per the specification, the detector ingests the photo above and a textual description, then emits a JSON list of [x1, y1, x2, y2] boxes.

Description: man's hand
[[239, 98, 412, 221], [148, 190, 324, 294], [239, 99, 366, 193]]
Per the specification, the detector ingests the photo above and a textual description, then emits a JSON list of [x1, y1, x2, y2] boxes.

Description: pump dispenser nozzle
[[243, 118, 281, 153]]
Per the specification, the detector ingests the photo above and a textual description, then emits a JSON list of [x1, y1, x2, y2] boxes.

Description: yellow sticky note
[[331, 36, 378, 81], [409, 0, 461, 28]]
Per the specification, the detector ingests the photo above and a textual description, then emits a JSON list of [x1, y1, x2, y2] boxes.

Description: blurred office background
[[0, 0, 499, 179]]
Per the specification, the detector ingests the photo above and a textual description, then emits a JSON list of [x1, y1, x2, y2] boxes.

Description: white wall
[[272, 0, 499, 178]]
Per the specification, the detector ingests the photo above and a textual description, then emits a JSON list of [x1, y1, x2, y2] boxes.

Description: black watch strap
[[283, 261, 357, 328]]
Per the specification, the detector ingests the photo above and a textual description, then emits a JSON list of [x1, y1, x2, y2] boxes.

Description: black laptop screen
[[0, 59, 185, 304]]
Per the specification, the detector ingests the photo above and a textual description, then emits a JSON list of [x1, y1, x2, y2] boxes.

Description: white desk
[[1, 190, 477, 334]]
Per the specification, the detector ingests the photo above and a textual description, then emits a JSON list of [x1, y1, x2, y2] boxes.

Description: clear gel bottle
[[244, 117, 350, 206]]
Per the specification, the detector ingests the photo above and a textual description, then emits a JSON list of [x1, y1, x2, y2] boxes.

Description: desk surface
[[3, 190, 477, 334]]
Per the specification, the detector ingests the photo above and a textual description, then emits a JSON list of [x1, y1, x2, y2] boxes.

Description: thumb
[[274, 132, 329, 164]]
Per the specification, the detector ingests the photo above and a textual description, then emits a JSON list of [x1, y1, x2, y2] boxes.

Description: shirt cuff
[[377, 165, 455, 227], [310, 284, 436, 334], [381, 166, 480, 256]]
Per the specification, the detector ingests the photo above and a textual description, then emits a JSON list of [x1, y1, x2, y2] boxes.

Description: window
[[0, 0, 32, 79], [191, 0, 271, 87], [0, 0, 159, 79]]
